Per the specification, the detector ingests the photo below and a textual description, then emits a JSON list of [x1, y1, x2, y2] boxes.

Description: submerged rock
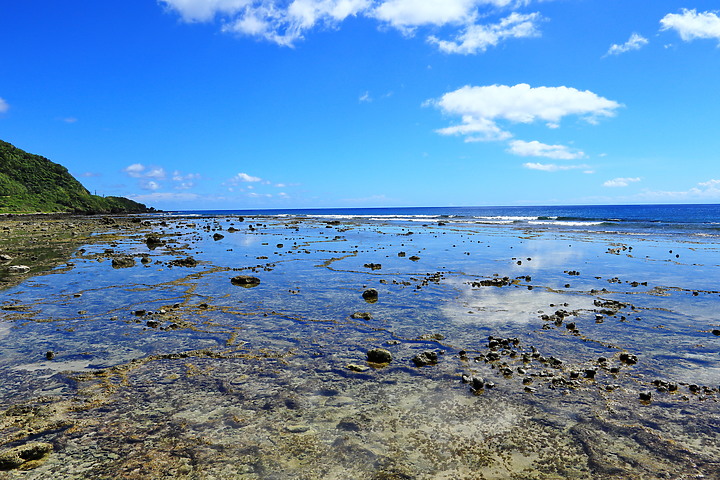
[[145, 235, 164, 248], [111, 257, 136, 269], [367, 348, 392, 364], [412, 351, 438, 367], [418, 333, 445, 341], [0, 442, 52, 470], [231, 275, 261, 287], [472, 277, 511, 287], [169, 256, 198, 267], [362, 288, 379, 303], [347, 363, 370, 372], [351, 312, 373, 320]]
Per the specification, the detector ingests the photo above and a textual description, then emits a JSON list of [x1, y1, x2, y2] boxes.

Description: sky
[[1, 0, 719, 210]]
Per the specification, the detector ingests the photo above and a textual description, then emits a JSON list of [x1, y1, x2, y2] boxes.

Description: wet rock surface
[[230, 275, 261, 287]]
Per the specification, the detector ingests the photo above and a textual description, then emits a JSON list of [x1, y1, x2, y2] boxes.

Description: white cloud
[[429, 12, 541, 55], [435, 116, 512, 142], [634, 179, 720, 201], [145, 167, 167, 179], [359, 91, 371, 102], [220, 0, 369, 46], [523, 162, 590, 172], [603, 177, 641, 187], [172, 171, 201, 182], [606, 33, 648, 56], [698, 179, 720, 188], [124, 163, 167, 179], [130, 192, 201, 203], [63, 117, 78, 123], [660, 9, 720, 43], [229, 172, 262, 183], [508, 140, 585, 160], [159, 0, 253, 22], [0, 98, 8, 113], [142, 180, 162, 191], [373, 0, 478, 29], [124, 163, 146, 178], [430, 83, 621, 142], [161, 0, 541, 52]]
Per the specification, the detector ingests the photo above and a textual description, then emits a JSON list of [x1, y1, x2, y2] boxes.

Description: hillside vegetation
[[0, 140, 152, 214]]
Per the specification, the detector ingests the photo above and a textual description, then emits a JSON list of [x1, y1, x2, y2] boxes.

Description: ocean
[[169, 203, 720, 236]]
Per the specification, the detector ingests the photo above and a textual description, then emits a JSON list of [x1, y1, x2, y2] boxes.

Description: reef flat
[[1, 213, 719, 479]]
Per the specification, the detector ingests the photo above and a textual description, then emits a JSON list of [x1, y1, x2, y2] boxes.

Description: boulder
[[145, 235, 164, 248], [231, 275, 261, 287], [0, 442, 52, 470], [412, 351, 438, 367], [111, 257, 136, 269], [367, 348, 392, 364], [170, 256, 198, 267], [362, 288, 378, 303]]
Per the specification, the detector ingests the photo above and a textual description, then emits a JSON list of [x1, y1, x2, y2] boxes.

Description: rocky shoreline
[[1, 214, 719, 479]]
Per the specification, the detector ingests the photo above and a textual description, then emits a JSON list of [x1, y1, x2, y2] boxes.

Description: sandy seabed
[[0, 214, 719, 479]]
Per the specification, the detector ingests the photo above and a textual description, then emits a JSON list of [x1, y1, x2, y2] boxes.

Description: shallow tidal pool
[[1, 215, 719, 479]]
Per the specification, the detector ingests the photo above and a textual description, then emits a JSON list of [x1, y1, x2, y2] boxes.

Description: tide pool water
[[0, 207, 719, 478]]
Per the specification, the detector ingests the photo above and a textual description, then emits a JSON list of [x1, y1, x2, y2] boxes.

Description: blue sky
[[1, 0, 719, 210]]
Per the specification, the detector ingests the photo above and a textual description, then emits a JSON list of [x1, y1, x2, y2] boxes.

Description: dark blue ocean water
[[167, 204, 720, 236]]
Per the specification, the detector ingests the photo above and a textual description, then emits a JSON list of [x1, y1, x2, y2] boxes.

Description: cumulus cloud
[[145, 167, 167, 179], [374, 0, 479, 29], [0, 97, 8, 113], [606, 33, 648, 56], [429, 12, 541, 55], [141, 180, 162, 191], [228, 172, 262, 184], [430, 83, 621, 142], [171, 171, 201, 189], [160, 0, 542, 51], [603, 177, 641, 187], [123, 163, 166, 179], [124, 163, 202, 192], [130, 192, 201, 203], [634, 179, 720, 201], [660, 9, 720, 43], [177, 0, 372, 46], [124, 163, 146, 178], [523, 162, 590, 172], [508, 140, 585, 160], [159, 0, 253, 22], [435, 116, 512, 142]]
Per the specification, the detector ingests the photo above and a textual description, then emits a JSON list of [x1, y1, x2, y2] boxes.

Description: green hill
[[0, 140, 153, 214]]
